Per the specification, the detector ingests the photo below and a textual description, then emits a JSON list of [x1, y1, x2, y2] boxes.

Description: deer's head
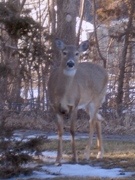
[[55, 39, 89, 76]]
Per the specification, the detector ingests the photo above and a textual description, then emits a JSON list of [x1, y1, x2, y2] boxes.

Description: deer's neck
[[63, 68, 77, 77], [58, 68, 76, 92]]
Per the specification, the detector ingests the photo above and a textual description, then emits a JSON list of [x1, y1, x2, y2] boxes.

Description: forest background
[[0, 0, 135, 134]]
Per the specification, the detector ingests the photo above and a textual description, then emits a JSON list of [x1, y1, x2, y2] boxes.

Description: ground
[[1, 110, 135, 179], [4, 129, 135, 180]]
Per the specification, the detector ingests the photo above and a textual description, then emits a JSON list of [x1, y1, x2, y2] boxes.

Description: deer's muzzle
[[66, 60, 75, 68]]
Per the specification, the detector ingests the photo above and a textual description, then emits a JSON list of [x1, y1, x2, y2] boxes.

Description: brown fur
[[48, 40, 108, 165]]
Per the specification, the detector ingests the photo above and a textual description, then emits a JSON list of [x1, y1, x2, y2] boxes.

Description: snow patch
[[42, 163, 132, 178]]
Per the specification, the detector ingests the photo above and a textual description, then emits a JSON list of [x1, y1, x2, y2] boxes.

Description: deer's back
[[76, 62, 108, 94]]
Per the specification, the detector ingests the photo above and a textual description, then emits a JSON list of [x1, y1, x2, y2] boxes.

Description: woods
[[0, 0, 135, 179], [0, 0, 135, 126]]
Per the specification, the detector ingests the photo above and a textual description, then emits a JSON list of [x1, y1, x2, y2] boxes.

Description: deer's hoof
[[84, 148, 90, 160], [96, 151, 104, 159], [55, 161, 61, 166]]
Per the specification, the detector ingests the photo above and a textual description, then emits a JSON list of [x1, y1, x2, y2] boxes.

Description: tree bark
[[56, 0, 77, 44], [116, 0, 135, 116]]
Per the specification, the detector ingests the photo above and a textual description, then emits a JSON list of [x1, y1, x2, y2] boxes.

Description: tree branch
[[76, 0, 85, 45], [93, 0, 107, 68]]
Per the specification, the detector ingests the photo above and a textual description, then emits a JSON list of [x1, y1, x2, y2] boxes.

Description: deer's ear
[[79, 40, 89, 52], [55, 39, 65, 50]]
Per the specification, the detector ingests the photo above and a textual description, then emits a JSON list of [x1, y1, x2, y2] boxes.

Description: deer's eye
[[75, 52, 79, 56], [63, 51, 67, 56]]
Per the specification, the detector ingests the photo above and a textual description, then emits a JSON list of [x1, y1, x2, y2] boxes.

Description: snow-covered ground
[[17, 162, 132, 179], [6, 130, 134, 179]]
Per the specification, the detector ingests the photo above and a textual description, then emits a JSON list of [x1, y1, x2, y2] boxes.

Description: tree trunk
[[116, 0, 135, 116], [56, 0, 77, 44]]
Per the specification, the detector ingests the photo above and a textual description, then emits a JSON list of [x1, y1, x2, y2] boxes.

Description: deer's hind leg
[[84, 102, 103, 160], [96, 114, 104, 159]]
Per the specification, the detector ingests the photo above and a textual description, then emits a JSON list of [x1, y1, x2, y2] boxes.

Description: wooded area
[[0, 0, 135, 178], [0, 0, 135, 127]]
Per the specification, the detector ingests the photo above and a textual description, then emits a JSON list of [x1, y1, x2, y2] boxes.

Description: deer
[[48, 39, 108, 165]]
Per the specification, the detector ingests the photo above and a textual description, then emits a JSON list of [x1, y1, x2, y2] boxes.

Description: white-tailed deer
[[48, 39, 108, 165]]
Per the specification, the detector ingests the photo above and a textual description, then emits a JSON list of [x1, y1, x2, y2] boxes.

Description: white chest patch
[[63, 69, 77, 76]]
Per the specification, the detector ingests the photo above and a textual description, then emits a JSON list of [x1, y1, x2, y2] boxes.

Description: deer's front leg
[[56, 114, 63, 166], [70, 110, 78, 163]]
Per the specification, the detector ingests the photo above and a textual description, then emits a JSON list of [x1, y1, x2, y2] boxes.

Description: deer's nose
[[67, 60, 75, 68]]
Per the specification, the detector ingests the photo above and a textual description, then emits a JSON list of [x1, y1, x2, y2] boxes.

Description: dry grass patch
[[36, 137, 135, 180], [43, 138, 135, 172]]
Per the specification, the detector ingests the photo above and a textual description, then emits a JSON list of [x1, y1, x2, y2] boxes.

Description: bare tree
[[116, 0, 135, 116], [56, 0, 77, 44]]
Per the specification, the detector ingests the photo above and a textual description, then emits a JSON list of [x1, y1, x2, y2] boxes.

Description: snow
[[21, 88, 38, 99], [39, 151, 133, 178], [42, 151, 57, 158], [13, 131, 89, 142], [12, 163, 133, 179], [5, 131, 134, 179], [76, 17, 94, 41], [42, 163, 132, 178], [48, 134, 89, 140]]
